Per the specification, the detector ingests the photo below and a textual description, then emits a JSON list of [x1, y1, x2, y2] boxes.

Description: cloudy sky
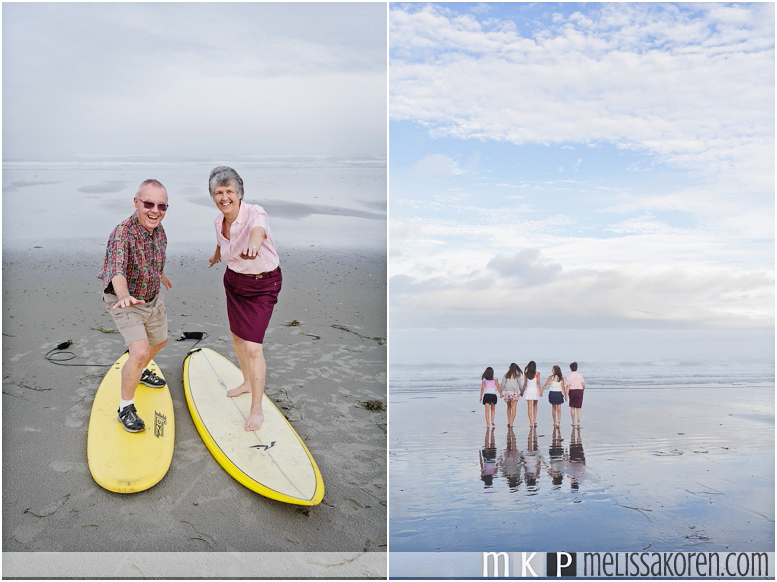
[[3, 3, 386, 159], [389, 2, 774, 364]]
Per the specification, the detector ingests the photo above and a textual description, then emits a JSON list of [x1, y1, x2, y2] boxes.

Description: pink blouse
[[214, 202, 279, 274]]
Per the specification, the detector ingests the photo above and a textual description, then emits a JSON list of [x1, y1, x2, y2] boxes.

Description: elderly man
[[98, 179, 172, 432]]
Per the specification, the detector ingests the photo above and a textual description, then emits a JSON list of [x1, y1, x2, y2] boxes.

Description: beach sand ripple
[[3, 246, 386, 554]]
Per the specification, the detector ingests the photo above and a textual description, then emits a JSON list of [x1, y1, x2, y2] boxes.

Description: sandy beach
[[2, 243, 386, 577], [390, 363, 774, 561]]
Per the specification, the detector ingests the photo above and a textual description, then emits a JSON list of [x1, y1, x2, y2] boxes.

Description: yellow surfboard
[[87, 354, 174, 493], [182, 347, 324, 506]]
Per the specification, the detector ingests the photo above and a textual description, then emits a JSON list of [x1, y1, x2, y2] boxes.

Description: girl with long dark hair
[[479, 367, 502, 428], [542, 365, 566, 428], [501, 363, 522, 427], [522, 361, 541, 428]]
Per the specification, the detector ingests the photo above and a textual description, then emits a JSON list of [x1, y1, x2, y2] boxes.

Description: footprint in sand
[[66, 403, 88, 428], [49, 461, 74, 473], [13, 521, 45, 544], [338, 497, 367, 517]]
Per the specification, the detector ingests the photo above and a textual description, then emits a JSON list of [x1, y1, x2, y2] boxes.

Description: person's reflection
[[523, 427, 542, 491], [526, 426, 539, 452], [568, 427, 586, 490], [548, 426, 565, 487], [501, 426, 522, 491], [479, 427, 498, 487]]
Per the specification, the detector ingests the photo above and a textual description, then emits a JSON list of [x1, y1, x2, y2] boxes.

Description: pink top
[[566, 371, 585, 391], [214, 202, 279, 274]]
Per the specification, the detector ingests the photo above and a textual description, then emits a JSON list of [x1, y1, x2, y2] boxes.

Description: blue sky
[[389, 2, 774, 364]]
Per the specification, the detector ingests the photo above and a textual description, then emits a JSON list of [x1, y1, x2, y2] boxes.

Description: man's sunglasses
[[138, 199, 169, 211]]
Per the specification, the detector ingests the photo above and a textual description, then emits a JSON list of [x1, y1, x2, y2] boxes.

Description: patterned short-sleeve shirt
[[98, 214, 167, 301]]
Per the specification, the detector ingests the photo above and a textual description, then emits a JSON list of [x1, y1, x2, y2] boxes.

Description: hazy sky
[[389, 2, 774, 364], [3, 3, 387, 159]]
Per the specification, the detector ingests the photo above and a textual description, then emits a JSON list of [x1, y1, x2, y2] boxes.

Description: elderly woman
[[207, 166, 281, 431]]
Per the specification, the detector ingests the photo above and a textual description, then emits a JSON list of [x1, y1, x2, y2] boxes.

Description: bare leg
[[231, 333, 266, 431], [484, 403, 489, 427], [227, 333, 252, 397], [121, 338, 167, 400]]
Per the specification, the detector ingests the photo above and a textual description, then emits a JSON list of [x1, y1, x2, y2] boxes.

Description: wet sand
[[390, 385, 774, 554], [2, 244, 386, 577]]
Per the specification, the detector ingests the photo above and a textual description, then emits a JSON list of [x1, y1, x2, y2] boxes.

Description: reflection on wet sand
[[479, 428, 498, 487], [548, 427, 565, 487], [391, 383, 774, 552], [481, 427, 587, 494], [568, 428, 586, 489], [501, 427, 522, 491], [524, 428, 541, 492]]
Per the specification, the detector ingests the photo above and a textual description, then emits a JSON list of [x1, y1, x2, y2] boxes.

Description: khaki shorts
[[103, 293, 168, 347]]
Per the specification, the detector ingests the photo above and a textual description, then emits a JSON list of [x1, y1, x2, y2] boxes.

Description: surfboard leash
[[44, 331, 209, 367], [176, 331, 209, 349], [44, 340, 114, 367]]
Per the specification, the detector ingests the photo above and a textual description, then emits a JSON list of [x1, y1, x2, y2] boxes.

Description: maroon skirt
[[568, 389, 584, 409], [223, 266, 282, 344]]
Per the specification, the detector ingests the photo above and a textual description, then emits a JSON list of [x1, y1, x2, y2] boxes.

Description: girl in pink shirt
[[479, 367, 502, 428]]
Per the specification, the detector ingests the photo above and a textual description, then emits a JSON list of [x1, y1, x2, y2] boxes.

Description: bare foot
[[227, 382, 251, 397], [245, 411, 264, 431]]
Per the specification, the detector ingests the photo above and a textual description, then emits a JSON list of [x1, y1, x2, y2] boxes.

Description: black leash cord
[[44, 332, 209, 366], [176, 331, 208, 349], [44, 341, 114, 367]]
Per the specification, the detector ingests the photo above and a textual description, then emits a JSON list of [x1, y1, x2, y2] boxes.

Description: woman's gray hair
[[209, 166, 244, 200]]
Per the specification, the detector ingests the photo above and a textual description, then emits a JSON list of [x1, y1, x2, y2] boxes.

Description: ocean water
[[2, 155, 386, 253], [390, 360, 776, 393], [389, 360, 775, 553]]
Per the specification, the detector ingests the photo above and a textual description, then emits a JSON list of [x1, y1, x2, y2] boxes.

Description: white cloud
[[391, 252, 774, 331], [389, 208, 774, 330], [390, 3, 774, 190], [414, 153, 467, 176], [388, 3, 773, 361], [487, 248, 563, 285]]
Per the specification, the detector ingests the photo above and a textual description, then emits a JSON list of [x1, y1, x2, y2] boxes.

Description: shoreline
[[2, 245, 386, 558], [389, 385, 774, 553]]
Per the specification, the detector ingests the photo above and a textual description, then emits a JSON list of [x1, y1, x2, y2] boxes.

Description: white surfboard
[[182, 347, 324, 505]]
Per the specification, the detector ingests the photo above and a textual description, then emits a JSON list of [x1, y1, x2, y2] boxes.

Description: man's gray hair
[[136, 179, 166, 197], [209, 166, 244, 200]]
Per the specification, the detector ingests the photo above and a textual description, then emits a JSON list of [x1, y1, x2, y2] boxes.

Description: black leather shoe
[[140, 368, 165, 388], [118, 404, 145, 432]]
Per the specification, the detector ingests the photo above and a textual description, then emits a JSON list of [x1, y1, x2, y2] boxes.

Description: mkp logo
[[547, 552, 577, 577]]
